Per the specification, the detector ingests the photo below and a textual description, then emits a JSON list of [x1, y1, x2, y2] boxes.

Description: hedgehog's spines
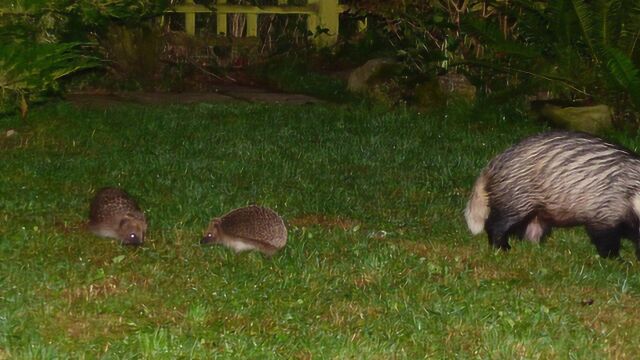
[[89, 187, 147, 245], [201, 205, 287, 255]]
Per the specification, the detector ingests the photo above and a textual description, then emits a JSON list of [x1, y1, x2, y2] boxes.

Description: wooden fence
[[165, 0, 353, 47]]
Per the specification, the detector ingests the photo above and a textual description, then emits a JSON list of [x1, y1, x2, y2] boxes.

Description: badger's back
[[485, 131, 640, 227]]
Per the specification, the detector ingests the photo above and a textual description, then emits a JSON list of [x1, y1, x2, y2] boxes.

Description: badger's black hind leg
[[485, 210, 521, 251], [586, 227, 621, 258]]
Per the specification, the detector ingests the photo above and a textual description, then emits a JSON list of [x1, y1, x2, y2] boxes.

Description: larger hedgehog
[[201, 205, 287, 256], [465, 131, 640, 259]]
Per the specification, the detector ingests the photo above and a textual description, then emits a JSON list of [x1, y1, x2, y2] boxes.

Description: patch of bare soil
[[65, 85, 323, 109], [62, 276, 122, 304], [289, 214, 360, 231]]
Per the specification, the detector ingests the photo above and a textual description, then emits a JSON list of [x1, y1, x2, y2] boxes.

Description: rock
[[414, 79, 447, 109], [414, 73, 476, 109], [347, 58, 399, 93], [436, 73, 476, 101], [347, 58, 404, 106], [540, 104, 613, 134], [348, 61, 476, 108]]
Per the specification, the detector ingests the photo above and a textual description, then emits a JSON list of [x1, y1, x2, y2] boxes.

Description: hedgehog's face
[[201, 219, 222, 245], [117, 215, 147, 246]]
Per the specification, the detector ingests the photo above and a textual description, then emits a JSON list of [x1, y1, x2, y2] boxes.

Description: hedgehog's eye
[[207, 233, 213, 238], [130, 233, 136, 239]]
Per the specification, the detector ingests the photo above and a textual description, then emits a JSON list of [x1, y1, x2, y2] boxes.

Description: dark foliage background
[[348, 0, 640, 119], [2, 0, 639, 120]]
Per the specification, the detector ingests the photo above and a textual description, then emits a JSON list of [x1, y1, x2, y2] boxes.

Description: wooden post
[[165, 0, 343, 45], [247, 13, 258, 37], [307, 0, 339, 47], [306, 0, 319, 41], [184, 0, 196, 35], [217, 0, 228, 36]]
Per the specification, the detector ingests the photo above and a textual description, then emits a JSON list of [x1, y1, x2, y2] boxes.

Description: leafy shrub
[[348, 0, 640, 118], [0, 42, 99, 115], [251, 58, 354, 102], [460, 0, 640, 114], [0, 0, 171, 115]]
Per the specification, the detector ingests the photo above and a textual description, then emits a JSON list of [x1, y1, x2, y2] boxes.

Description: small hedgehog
[[89, 187, 147, 246], [201, 205, 287, 256]]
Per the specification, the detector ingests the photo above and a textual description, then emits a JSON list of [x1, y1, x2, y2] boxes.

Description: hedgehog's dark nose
[[124, 233, 143, 246], [200, 233, 214, 245]]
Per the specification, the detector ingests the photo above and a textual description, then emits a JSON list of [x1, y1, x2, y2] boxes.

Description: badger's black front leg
[[586, 226, 622, 258], [485, 209, 519, 250]]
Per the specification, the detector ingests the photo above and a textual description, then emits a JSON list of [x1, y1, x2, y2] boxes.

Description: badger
[[464, 131, 640, 259]]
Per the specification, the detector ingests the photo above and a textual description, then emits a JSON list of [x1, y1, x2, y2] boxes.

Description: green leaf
[[603, 46, 640, 108], [0, 42, 99, 114], [596, 0, 623, 46], [570, 0, 598, 60]]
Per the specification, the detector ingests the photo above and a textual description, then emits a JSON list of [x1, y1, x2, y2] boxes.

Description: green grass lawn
[[2, 100, 640, 358]]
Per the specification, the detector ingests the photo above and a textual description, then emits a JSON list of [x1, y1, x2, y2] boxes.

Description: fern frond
[[0, 42, 100, 113], [604, 46, 640, 108], [595, 0, 623, 46], [570, 0, 599, 60], [460, 17, 540, 58], [617, 0, 640, 58]]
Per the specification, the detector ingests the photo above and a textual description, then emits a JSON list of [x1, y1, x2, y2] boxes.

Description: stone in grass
[[347, 58, 399, 93], [436, 72, 476, 101], [201, 205, 287, 257], [540, 103, 613, 134], [347, 58, 406, 107], [414, 79, 448, 109], [415, 73, 476, 110]]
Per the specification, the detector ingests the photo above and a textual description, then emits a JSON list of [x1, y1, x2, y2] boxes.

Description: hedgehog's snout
[[200, 233, 214, 245], [123, 232, 143, 246]]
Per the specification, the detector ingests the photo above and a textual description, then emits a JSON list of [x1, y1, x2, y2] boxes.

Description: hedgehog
[[89, 187, 147, 245], [464, 131, 640, 259], [201, 205, 287, 256]]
